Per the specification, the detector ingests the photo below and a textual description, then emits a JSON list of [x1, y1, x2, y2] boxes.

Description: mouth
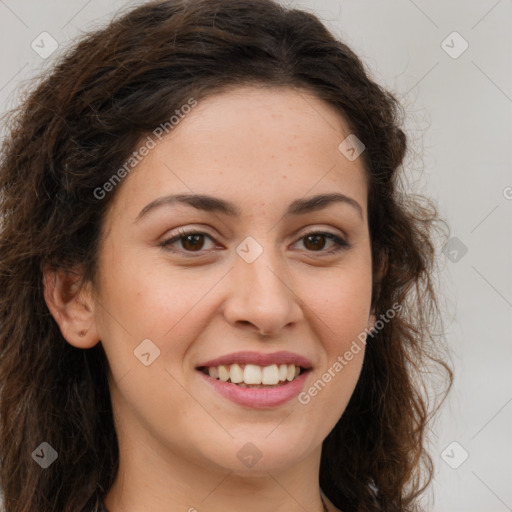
[[196, 363, 309, 388], [195, 351, 313, 408]]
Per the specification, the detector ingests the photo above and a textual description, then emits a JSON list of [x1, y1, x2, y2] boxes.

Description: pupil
[[183, 234, 203, 251], [305, 234, 325, 250]]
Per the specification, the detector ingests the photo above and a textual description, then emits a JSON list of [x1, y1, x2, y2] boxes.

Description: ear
[[42, 265, 100, 349]]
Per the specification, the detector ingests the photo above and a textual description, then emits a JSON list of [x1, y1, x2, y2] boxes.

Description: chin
[[202, 432, 314, 475]]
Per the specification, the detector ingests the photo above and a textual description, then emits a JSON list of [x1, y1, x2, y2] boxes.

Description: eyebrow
[[135, 192, 364, 222]]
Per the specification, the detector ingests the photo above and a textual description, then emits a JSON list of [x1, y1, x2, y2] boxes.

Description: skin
[[44, 85, 376, 512]]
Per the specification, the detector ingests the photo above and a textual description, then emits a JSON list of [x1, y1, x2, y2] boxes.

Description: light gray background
[[1, 1, 511, 511]]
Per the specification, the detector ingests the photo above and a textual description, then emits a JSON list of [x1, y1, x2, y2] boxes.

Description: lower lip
[[197, 370, 310, 409]]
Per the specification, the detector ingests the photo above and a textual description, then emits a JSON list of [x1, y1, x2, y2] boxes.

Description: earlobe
[[42, 265, 100, 349]]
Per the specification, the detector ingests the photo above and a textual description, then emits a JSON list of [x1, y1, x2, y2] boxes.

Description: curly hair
[[0, 1, 452, 511]]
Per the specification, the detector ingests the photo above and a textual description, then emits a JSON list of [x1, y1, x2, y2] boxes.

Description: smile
[[198, 363, 304, 387], [197, 369, 310, 408], [195, 351, 313, 408]]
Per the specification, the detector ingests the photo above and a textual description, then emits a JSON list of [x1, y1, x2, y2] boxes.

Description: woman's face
[[90, 86, 373, 475]]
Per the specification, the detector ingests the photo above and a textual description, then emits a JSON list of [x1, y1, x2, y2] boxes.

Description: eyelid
[[159, 226, 350, 257], [159, 227, 218, 254]]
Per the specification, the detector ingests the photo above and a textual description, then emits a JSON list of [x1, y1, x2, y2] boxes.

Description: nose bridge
[[225, 236, 302, 334]]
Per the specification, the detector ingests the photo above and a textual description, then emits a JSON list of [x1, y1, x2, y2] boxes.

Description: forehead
[[106, 85, 368, 225]]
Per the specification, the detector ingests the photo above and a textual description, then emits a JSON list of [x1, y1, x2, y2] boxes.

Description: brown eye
[[296, 232, 348, 254], [160, 229, 348, 257], [160, 230, 216, 254], [181, 233, 206, 251], [303, 234, 327, 251]]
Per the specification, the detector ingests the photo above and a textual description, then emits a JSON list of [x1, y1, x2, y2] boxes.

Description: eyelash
[[159, 228, 349, 257]]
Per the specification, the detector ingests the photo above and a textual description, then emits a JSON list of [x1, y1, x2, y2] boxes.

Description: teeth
[[279, 364, 288, 381], [218, 365, 230, 382], [243, 364, 262, 384], [204, 363, 303, 385], [261, 364, 279, 385], [229, 363, 244, 383]]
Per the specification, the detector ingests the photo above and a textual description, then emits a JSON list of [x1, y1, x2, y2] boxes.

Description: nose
[[222, 247, 303, 337]]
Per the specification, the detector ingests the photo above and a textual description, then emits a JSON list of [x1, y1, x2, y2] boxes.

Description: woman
[[0, 0, 453, 511]]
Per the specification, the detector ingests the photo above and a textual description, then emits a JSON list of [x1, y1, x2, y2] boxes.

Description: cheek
[[301, 254, 372, 408], [309, 258, 373, 346], [300, 275, 370, 426], [95, 252, 219, 365]]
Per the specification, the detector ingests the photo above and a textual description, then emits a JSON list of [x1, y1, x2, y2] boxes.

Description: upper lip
[[196, 351, 313, 369]]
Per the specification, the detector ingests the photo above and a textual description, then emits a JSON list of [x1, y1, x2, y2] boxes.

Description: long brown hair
[[0, 1, 452, 511]]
